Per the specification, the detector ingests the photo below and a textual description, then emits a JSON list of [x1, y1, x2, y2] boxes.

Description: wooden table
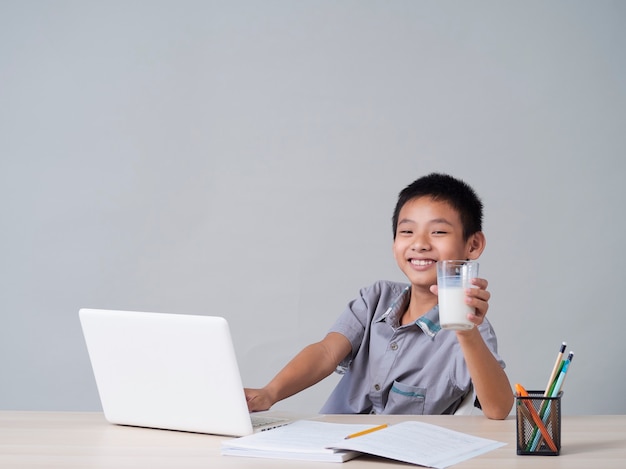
[[1, 411, 625, 468]]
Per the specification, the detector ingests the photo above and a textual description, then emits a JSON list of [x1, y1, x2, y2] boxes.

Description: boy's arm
[[456, 328, 514, 419], [439, 277, 513, 420], [245, 332, 352, 412]]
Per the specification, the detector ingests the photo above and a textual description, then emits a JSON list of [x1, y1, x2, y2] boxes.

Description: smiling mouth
[[410, 259, 435, 266]]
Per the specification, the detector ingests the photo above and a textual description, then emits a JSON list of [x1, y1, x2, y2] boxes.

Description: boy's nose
[[411, 239, 430, 251]]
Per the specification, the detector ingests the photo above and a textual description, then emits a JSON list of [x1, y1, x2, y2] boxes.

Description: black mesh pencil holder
[[516, 390, 562, 456]]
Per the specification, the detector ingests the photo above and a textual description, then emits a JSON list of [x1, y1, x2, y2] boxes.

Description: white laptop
[[79, 308, 290, 436]]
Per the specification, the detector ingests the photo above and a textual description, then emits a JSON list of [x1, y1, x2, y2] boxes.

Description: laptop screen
[[79, 309, 256, 436]]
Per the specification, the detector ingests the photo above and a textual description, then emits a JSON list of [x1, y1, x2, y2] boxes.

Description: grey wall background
[[1, 1, 624, 415]]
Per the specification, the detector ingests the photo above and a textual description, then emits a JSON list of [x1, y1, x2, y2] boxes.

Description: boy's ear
[[467, 231, 486, 260]]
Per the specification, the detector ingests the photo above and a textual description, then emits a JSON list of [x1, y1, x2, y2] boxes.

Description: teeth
[[411, 259, 433, 266]]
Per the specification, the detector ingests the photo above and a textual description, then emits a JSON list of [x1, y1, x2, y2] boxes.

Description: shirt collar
[[415, 305, 442, 338], [376, 286, 442, 338]]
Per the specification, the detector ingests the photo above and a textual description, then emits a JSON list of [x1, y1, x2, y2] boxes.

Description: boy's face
[[392, 196, 483, 291]]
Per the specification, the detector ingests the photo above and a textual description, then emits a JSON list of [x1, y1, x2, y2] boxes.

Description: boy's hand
[[464, 277, 490, 326], [244, 388, 273, 412], [429, 277, 491, 327]]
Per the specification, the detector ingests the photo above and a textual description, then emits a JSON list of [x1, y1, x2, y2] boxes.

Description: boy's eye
[[432, 230, 447, 235], [399, 230, 413, 235]]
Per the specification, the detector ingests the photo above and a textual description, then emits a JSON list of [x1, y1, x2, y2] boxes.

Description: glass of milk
[[436, 260, 479, 330]]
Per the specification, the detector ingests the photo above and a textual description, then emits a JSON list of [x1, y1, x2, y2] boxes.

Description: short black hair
[[392, 173, 483, 239]]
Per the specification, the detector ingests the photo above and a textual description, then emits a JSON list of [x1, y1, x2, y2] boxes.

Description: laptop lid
[[79, 308, 260, 436]]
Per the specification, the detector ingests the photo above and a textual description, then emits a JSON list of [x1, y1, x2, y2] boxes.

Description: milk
[[438, 286, 474, 330], [436, 260, 479, 331]]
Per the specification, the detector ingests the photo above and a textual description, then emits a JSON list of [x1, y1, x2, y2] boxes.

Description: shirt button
[[374, 384, 381, 391], [390, 342, 398, 351]]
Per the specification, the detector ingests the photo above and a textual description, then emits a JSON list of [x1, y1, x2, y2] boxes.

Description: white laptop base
[[79, 308, 289, 436]]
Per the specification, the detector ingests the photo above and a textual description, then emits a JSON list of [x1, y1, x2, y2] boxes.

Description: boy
[[245, 173, 513, 419]]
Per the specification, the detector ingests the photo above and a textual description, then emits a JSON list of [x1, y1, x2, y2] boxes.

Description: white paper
[[221, 420, 376, 462], [222, 419, 506, 467], [329, 421, 506, 468]]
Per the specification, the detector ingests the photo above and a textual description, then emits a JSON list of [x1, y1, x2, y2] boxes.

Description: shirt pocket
[[386, 380, 426, 414]]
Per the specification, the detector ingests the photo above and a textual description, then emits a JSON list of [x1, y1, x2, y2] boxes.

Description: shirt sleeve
[[326, 281, 405, 372], [326, 286, 372, 371]]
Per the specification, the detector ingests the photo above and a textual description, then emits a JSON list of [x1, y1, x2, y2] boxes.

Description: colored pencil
[[528, 352, 574, 451], [515, 384, 558, 452]]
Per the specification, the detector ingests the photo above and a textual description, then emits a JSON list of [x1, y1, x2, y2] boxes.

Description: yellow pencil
[[544, 342, 566, 397], [344, 424, 388, 439]]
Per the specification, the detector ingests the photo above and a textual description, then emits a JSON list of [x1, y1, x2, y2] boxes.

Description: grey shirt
[[320, 280, 505, 415]]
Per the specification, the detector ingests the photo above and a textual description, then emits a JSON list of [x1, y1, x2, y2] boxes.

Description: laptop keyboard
[[251, 415, 290, 431]]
